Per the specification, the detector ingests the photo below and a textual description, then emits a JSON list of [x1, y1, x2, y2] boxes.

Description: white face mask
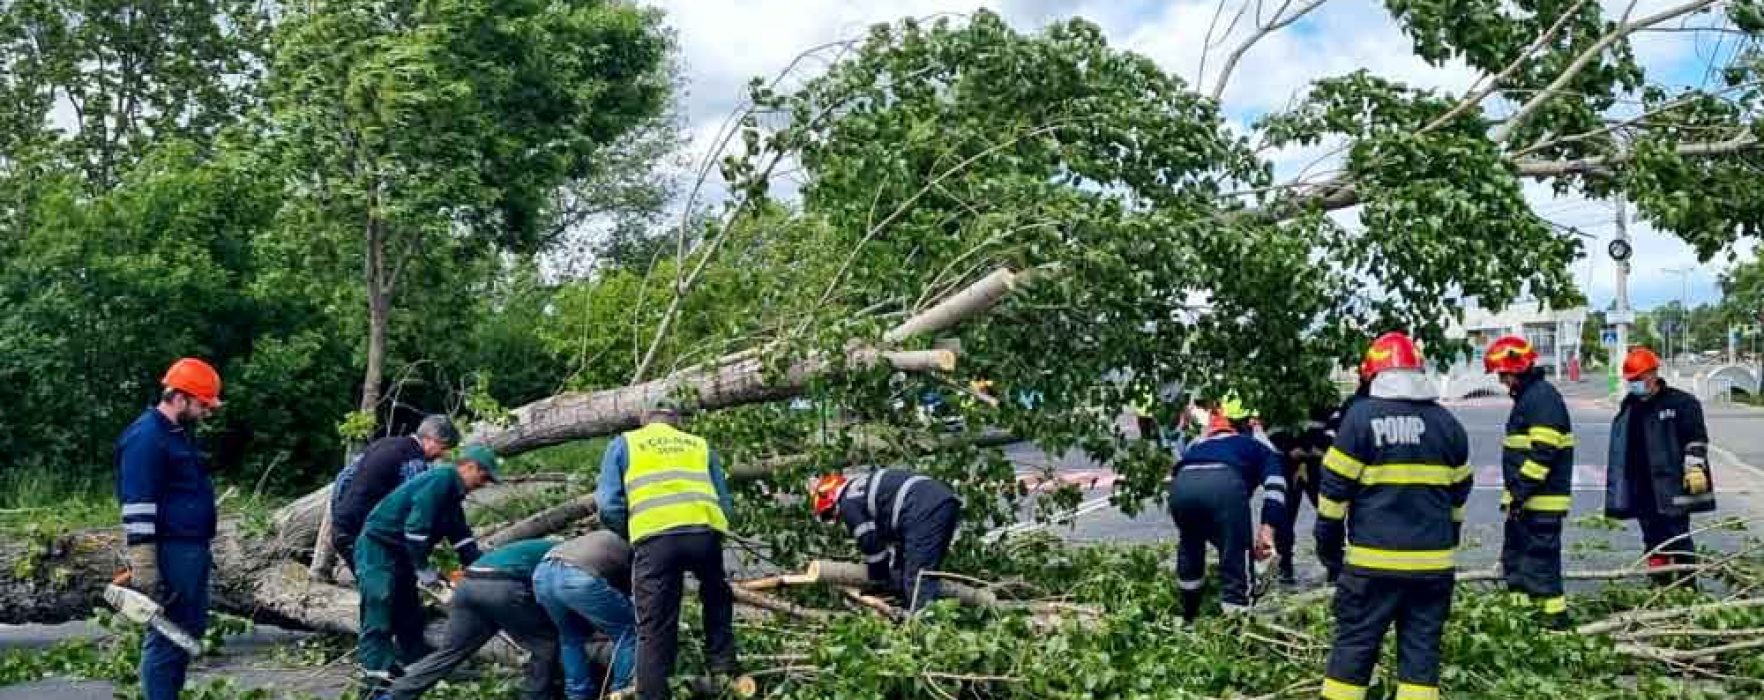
[[1627, 380, 1651, 397]]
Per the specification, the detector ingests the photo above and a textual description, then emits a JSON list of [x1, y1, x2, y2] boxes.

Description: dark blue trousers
[[142, 538, 212, 700]]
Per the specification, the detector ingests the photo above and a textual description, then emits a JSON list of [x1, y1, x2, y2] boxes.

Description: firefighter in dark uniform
[[1608, 347, 1715, 586], [811, 468, 962, 611], [1267, 405, 1332, 585], [1169, 411, 1286, 620], [1485, 336, 1574, 626], [1316, 332, 1472, 700]]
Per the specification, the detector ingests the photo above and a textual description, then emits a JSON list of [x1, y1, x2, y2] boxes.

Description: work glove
[[1683, 462, 1711, 496], [127, 544, 160, 599], [417, 568, 441, 588]]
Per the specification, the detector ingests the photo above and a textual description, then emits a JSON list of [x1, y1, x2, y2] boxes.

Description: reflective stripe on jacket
[[1501, 372, 1574, 515], [1317, 389, 1471, 579], [1606, 385, 1714, 519], [839, 468, 959, 582], [623, 424, 729, 542]]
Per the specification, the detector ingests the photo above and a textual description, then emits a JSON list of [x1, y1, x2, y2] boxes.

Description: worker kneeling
[[812, 468, 962, 611], [374, 538, 560, 700], [1168, 411, 1284, 621]]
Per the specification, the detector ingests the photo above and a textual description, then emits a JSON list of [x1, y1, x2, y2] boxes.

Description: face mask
[[1627, 380, 1650, 397]]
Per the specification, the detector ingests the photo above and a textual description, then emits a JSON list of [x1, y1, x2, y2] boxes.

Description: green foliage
[[0, 0, 270, 188]]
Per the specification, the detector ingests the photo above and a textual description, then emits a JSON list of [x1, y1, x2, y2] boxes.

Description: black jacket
[[331, 436, 430, 544], [1316, 375, 1472, 579], [1502, 371, 1574, 516], [1607, 385, 1714, 519], [838, 468, 959, 581]]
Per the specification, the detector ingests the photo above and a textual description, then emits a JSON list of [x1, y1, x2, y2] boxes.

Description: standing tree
[[0, 0, 269, 189], [266, 0, 672, 427]]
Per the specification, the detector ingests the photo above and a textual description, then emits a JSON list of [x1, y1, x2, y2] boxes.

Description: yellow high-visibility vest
[[623, 423, 728, 542]]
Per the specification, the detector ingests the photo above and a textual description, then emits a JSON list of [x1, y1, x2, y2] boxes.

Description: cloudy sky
[[641, 0, 1751, 311]]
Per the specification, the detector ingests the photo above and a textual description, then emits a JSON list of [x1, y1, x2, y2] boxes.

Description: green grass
[[0, 464, 113, 536]]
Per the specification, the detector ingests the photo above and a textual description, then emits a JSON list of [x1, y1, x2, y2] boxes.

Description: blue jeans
[[534, 559, 636, 698], [142, 539, 212, 700]]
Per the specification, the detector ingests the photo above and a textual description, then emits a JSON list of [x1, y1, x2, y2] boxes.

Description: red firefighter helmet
[[1483, 335, 1538, 375], [810, 473, 848, 519], [1359, 332, 1424, 379]]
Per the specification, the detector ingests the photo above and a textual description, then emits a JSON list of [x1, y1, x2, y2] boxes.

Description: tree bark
[[308, 502, 339, 582], [472, 348, 955, 457], [470, 266, 1021, 457], [360, 210, 389, 417]]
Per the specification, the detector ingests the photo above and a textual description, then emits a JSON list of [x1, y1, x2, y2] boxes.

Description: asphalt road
[[5, 379, 1761, 699], [1016, 379, 1764, 584]]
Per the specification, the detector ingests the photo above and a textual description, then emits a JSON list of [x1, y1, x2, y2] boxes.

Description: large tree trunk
[[473, 348, 954, 456], [472, 266, 1020, 457]]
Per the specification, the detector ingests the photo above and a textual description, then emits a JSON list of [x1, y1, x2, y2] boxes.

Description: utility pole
[[1610, 197, 1634, 397]]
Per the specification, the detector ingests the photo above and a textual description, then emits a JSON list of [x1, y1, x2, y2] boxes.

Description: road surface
[[1014, 379, 1764, 583], [4, 378, 1761, 698]]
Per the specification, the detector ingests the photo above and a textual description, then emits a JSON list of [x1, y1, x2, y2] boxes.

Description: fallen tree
[[0, 267, 1014, 631]]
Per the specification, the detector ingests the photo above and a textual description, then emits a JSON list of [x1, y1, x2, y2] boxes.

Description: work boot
[[1180, 589, 1203, 623], [1277, 559, 1297, 587], [1543, 612, 1571, 632]]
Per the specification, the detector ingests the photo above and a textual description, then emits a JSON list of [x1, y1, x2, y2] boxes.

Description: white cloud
[[644, 1, 1744, 307]]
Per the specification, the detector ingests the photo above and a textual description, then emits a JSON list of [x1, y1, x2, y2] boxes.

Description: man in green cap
[[354, 444, 500, 691]]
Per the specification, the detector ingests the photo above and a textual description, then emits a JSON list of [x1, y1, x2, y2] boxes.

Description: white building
[[1446, 300, 1588, 380]]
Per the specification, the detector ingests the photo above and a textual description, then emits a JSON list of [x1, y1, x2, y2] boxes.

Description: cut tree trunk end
[[606, 675, 758, 700]]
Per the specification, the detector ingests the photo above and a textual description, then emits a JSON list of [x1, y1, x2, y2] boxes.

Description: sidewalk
[[1701, 403, 1764, 512]]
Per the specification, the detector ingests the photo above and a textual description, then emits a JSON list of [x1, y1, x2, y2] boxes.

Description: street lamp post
[[1663, 266, 1693, 363]]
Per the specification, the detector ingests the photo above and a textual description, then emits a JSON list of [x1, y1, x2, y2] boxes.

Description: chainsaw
[[105, 572, 204, 656]]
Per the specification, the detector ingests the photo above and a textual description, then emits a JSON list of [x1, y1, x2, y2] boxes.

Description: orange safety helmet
[[810, 473, 848, 519], [1622, 347, 1662, 381], [1359, 332, 1424, 379], [1206, 411, 1237, 436], [1483, 335, 1538, 375], [161, 358, 223, 407]]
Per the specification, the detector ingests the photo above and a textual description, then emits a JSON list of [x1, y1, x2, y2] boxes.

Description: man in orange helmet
[[1608, 347, 1714, 586], [117, 357, 223, 700], [1485, 335, 1574, 627], [1316, 332, 1471, 700], [811, 468, 961, 611]]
